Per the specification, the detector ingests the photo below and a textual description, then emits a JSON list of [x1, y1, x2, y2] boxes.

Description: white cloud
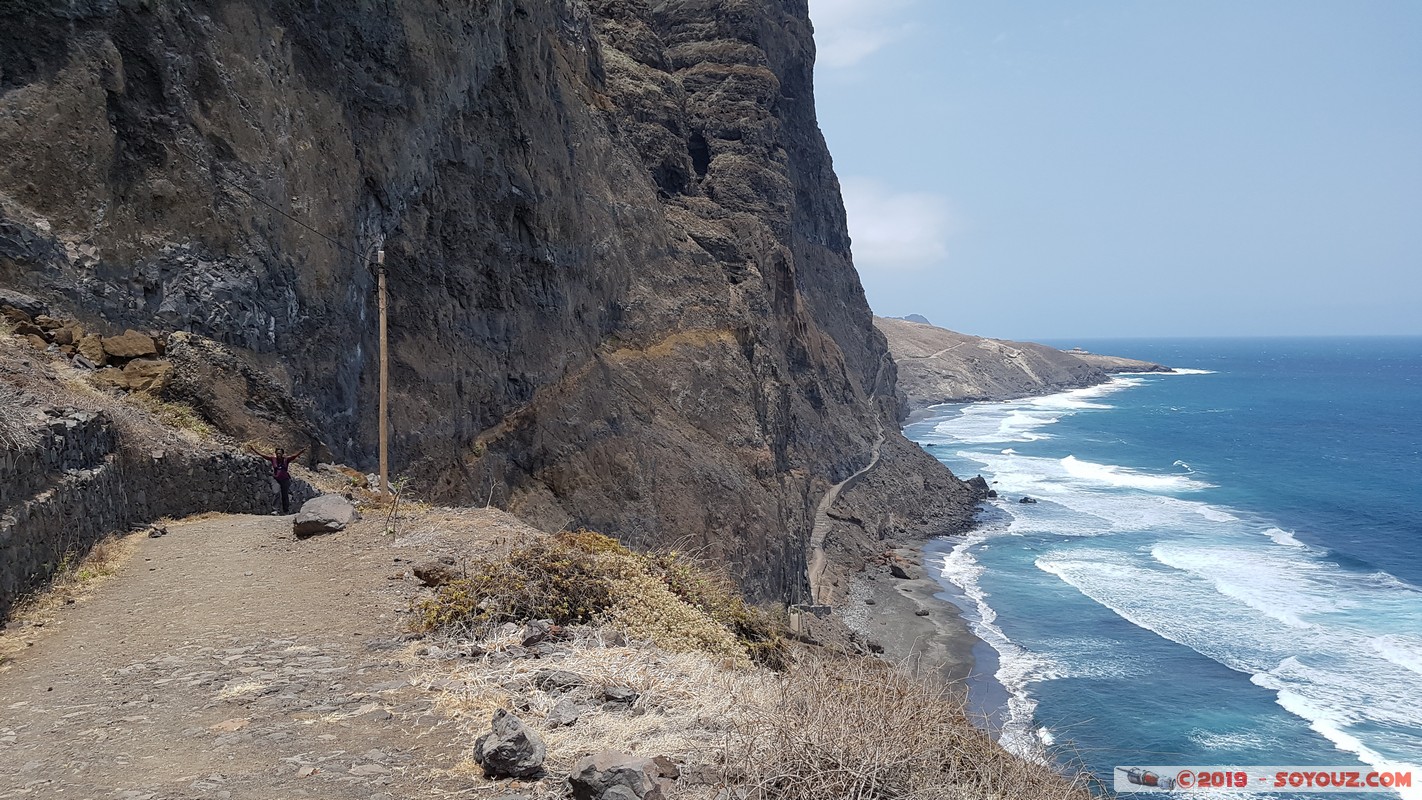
[[840, 177, 957, 271], [809, 0, 914, 69]]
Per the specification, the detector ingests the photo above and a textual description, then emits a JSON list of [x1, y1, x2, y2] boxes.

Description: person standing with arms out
[[247, 444, 306, 514]]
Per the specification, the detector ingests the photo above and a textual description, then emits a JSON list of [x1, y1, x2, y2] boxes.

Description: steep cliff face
[[0, 0, 975, 599]]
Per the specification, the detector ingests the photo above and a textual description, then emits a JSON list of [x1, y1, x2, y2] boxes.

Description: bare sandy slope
[[0, 509, 531, 800], [874, 316, 1169, 409]]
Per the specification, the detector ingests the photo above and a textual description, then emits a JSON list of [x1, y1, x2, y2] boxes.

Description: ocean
[[905, 337, 1422, 798]]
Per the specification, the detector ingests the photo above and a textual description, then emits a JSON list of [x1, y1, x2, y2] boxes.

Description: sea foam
[[919, 374, 1422, 793]]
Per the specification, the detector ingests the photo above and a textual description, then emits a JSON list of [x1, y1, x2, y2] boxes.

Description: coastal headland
[[875, 316, 1172, 411]]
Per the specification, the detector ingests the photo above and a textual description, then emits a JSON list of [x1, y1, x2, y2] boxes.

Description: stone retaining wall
[[0, 409, 317, 618]]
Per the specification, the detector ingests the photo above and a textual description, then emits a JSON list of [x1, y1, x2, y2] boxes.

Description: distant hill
[[874, 317, 1171, 409]]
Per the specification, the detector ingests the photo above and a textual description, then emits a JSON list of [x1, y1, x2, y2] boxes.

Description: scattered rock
[[472, 709, 545, 779], [545, 697, 584, 729], [888, 563, 911, 580], [121, 358, 173, 393], [987, 489, 998, 498], [914, 609, 930, 617], [533, 669, 586, 692], [102, 329, 159, 359], [24, 333, 48, 350], [147, 524, 168, 538], [412, 558, 459, 587], [1018, 496, 1038, 504], [601, 685, 638, 704], [0, 291, 43, 317], [652, 756, 680, 780], [521, 618, 556, 647], [93, 367, 128, 390], [76, 334, 107, 366], [569, 751, 669, 800], [292, 494, 357, 538]]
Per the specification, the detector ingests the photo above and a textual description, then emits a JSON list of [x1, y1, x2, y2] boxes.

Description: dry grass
[[0, 382, 39, 450], [0, 531, 143, 665], [123, 392, 215, 440], [415, 627, 758, 780], [414, 530, 786, 668], [730, 655, 1095, 800], [409, 628, 1093, 800]]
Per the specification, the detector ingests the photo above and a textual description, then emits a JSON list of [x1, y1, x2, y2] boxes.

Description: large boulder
[[569, 751, 670, 800], [76, 334, 107, 366], [292, 494, 357, 537], [964, 475, 990, 499], [122, 359, 173, 393], [472, 709, 545, 779], [92, 367, 128, 391], [102, 329, 159, 359]]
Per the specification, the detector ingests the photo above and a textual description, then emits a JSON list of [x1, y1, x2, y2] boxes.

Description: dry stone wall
[[0, 409, 316, 618]]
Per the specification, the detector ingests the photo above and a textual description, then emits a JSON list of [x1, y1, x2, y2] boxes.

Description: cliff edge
[[875, 316, 1170, 409]]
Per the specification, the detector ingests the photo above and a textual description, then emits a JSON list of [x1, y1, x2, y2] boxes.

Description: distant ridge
[[874, 317, 1172, 409], [895, 314, 933, 325]]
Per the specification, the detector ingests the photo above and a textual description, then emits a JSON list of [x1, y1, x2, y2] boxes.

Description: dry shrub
[[416, 530, 786, 667], [3, 532, 140, 632], [124, 393, 215, 439], [731, 655, 1093, 800], [605, 573, 747, 664], [0, 383, 39, 451]]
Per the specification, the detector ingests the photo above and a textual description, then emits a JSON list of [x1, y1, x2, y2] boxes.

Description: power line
[[166, 143, 366, 258]]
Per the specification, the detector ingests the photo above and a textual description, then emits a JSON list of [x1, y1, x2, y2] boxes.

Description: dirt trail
[[0, 513, 484, 800], [807, 423, 885, 605]]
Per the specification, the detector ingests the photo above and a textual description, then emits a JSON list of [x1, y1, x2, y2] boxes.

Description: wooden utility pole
[[377, 248, 390, 496]]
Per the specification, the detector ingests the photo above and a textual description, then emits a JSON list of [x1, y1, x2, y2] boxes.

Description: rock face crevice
[[0, 0, 975, 600]]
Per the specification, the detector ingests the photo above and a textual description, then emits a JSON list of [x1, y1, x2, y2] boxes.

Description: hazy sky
[[808, 1, 1422, 339]]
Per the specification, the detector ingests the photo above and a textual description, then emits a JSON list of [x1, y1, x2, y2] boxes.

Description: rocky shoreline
[[855, 323, 1174, 719]]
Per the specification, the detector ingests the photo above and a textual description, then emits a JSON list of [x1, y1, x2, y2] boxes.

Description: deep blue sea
[[905, 337, 1422, 798]]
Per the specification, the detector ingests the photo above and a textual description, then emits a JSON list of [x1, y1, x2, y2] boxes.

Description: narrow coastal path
[[807, 422, 885, 604], [0, 514, 477, 800]]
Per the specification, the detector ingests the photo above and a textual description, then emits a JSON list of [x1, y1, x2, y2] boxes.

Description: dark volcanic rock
[[472, 709, 546, 779], [569, 751, 668, 800], [0, 0, 979, 601], [293, 495, 357, 537], [964, 475, 990, 499]]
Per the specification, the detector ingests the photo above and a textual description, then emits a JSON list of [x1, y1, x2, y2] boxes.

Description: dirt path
[[807, 423, 885, 605], [0, 513, 484, 800]]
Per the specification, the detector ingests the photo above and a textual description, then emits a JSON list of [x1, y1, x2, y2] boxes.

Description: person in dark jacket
[[247, 445, 306, 514]]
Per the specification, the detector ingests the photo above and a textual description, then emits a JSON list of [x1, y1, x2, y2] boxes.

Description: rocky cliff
[[0, 0, 977, 600], [875, 316, 1171, 409]]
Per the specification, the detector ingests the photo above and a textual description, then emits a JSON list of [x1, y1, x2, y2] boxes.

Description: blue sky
[[808, 1, 1422, 339]]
